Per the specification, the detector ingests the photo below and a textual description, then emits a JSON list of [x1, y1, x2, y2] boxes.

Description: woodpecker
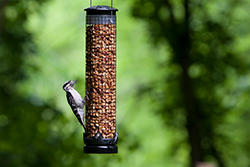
[[62, 80, 87, 131]]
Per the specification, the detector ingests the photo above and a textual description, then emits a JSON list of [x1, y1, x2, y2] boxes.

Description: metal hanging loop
[[90, 0, 113, 7]]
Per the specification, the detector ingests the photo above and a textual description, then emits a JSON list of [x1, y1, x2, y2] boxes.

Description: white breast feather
[[69, 88, 84, 108]]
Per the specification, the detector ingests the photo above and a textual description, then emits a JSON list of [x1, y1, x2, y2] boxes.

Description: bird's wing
[[66, 92, 84, 126], [66, 92, 75, 109]]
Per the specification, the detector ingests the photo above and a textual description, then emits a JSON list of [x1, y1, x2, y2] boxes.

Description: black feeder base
[[84, 145, 117, 154], [83, 133, 118, 154]]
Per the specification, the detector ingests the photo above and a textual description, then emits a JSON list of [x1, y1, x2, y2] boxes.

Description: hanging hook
[[90, 0, 113, 7]]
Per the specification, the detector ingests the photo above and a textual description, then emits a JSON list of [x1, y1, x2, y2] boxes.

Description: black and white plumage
[[63, 80, 86, 130]]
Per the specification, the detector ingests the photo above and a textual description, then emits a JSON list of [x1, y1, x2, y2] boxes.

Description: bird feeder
[[84, 2, 118, 154]]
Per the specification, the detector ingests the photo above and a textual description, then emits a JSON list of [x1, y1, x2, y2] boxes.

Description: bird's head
[[62, 80, 77, 91]]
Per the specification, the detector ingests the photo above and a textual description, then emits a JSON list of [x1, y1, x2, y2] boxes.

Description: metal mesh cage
[[85, 24, 116, 139]]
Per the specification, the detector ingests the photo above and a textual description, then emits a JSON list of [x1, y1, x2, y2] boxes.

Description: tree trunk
[[178, 0, 203, 166]]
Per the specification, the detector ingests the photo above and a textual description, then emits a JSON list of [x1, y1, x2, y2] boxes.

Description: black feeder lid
[[85, 5, 118, 15]]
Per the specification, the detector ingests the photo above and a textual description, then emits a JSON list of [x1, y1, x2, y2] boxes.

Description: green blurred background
[[0, 0, 250, 166]]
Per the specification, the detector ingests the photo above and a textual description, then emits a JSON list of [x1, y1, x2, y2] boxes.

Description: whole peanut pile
[[85, 24, 116, 139]]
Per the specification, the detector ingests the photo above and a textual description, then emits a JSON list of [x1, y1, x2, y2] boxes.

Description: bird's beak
[[72, 80, 78, 86]]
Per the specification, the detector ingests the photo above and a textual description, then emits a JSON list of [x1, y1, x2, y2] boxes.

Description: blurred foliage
[[0, 0, 250, 167], [131, 0, 250, 166]]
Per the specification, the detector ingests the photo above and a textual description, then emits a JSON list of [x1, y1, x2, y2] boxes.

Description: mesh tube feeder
[[84, 3, 118, 154]]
